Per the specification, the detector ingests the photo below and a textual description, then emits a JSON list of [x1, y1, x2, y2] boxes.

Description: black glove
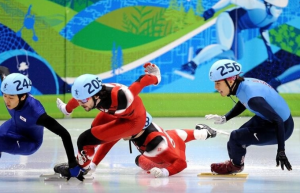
[[276, 151, 292, 171], [203, 8, 215, 21]]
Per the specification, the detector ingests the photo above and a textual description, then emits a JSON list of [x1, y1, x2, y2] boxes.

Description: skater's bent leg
[[0, 136, 41, 155], [77, 129, 101, 168]]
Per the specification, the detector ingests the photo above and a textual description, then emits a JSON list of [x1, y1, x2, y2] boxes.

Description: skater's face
[[77, 97, 94, 112], [78, 96, 101, 112], [2, 94, 25, 109], [214, 79, 234, 97]]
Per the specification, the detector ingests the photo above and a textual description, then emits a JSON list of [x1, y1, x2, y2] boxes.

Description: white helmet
[[209, 59, 242, 82], [264, 0, 288, 8], [1, 73, 32, 94], [71, 74, 102, 100]]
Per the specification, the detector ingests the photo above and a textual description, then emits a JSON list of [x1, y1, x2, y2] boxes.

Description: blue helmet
[[209, 59, 242, 81], [1, 73, 32, 95], [71, 74, 102, 100]]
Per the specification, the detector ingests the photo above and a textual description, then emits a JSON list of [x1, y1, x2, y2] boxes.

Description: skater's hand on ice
[[144, 62, 161, 85], [205, 114, 226, 124], [203, 8, 215, 21], [56, 98, 71, 115], [149, 167, 169, 178], [69, 165, 86, 181], [276, 151, 292, 171]]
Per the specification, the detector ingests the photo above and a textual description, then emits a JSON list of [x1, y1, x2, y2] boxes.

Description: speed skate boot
[[77, 149, 94, 170], [211, 160, 244, 174], [195, 124, 217, 139], [54, 162, 90, 177], [54, 163, 70, 177]]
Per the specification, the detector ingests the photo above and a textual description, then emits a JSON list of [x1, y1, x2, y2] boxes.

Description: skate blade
[[216, 130, 230, 136], [40, 173, 94, 181], [40, 173, 67, 181], [197, 172, 248, 178], [174, 70, 195, 80]]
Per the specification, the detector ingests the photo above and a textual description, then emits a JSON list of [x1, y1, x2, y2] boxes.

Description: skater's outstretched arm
[[36, 113, 77, 167], [129, 63, 161, 96], [56, 97, 79, 115]]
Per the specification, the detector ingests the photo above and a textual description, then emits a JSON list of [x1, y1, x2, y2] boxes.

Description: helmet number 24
[[84, 77, 102, 94], [14, 79, 32, 91], [217, 62, 241, 76]]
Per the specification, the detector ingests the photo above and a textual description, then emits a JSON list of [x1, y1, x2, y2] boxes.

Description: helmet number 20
[[84, 77, 102, 94], [216, 62, 240, 76], [14, 79, 32, 91]]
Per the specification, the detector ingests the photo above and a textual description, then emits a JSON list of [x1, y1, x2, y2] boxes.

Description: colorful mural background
[[0, 0, 300, 96]]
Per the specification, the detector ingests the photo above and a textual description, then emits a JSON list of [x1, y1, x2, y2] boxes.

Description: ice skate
[[196, 123, 230, 138], [211, 160, 244, 174], [198, 160, 248, 179], [40, 163, 93, 181], [195, 124, 217, 139]]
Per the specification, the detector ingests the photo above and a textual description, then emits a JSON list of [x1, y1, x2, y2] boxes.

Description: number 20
[[84, 77, 102, 94]]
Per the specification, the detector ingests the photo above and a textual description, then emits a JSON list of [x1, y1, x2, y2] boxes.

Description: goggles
[[78, 98, 90, 104]]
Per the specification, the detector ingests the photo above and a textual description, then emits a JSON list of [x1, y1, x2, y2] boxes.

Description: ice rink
[[0, 117, 300, 193]]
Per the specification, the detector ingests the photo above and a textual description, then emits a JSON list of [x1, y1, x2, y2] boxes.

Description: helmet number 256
[[216, 62, 241, 77]]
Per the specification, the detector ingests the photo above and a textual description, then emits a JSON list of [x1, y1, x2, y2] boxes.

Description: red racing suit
[[92, 123, 198, 176], [65, 74, 158, 168]]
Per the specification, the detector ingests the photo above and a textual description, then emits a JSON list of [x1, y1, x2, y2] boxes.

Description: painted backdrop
[[0, 0, 300, 95]]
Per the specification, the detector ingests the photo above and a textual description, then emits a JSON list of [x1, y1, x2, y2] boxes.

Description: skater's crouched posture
[[54, 63, 161, 177], [0, 72, 83, 181], [206, 59, 294, 174]]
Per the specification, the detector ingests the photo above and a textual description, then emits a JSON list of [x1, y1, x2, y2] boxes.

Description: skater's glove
[[203, 8, 215, 21], [276, 151, 292, 171], [149, 167, 169, 178], [205, 114, 226, 124], [56, 98, 71, 115], [69, 165, 86, 181], [144, 62, 161, 85]]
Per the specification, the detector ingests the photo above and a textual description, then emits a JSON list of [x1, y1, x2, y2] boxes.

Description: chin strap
[[91, 97, 98, 109], [229, 95, 237, 104], [225, 75, 240, 97], [225, 79, 235, 96], [225, 76, 243, 104]]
